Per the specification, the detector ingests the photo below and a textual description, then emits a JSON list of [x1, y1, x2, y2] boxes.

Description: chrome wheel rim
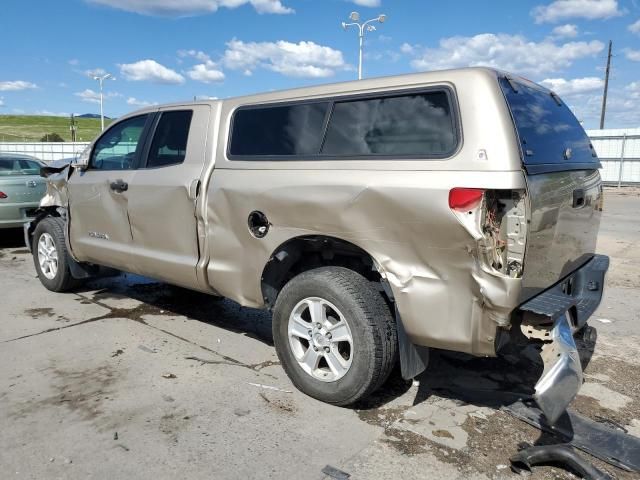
[[288, 297, 354, 382], [37, 233, 58, 280]]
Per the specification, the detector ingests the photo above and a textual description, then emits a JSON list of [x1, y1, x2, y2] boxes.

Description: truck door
[[124, 105, 211, 290], [68, 113, 154, 270]]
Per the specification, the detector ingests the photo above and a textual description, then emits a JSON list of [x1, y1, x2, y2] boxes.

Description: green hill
[[0, 115, 113, 142]]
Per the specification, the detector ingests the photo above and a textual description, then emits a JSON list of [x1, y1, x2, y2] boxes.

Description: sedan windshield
[[0, 158, 42, 176]]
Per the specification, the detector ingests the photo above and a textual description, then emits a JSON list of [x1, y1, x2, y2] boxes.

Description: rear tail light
[[0, 191, 7, 199], [449, 188, 485, 212], [449, 188, 527, 278]]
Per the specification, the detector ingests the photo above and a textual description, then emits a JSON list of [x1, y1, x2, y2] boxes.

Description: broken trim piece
[[504, 400, 640, 473], [510, 443, 613, 480]]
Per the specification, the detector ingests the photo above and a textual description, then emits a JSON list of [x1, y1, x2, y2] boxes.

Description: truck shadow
[[79, 273, 275, 346], [358, 335, 596, 415], [77, 272, 596, 419]]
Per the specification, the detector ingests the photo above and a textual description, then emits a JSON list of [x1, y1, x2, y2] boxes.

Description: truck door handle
[[110, 179, 128, 193], [572, 189, 585, 208]]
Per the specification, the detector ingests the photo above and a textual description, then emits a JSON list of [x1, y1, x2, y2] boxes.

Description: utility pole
[[70, 114, 77, 142], [600, 40, 612, 130]]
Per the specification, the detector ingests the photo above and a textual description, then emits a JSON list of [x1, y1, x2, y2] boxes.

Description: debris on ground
[[113, 432, 118, 440], [246, 382, 292, 393], [321, 464, 351, 479], [111, 349, 124, 357], [162, 373, 176, 379], [510, 443, 613, 480], [138, 345, 157, 354]]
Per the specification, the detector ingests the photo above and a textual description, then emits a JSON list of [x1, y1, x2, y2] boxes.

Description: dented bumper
[[519, 254, 609, 423], [533, 314, 583, 424]]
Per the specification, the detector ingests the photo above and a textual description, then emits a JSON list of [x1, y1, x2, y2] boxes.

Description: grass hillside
[[0, 115, 112, 142]]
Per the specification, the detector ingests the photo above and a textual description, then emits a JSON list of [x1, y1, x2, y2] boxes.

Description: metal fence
[[0, 142, 90, 163], [586, 129, 640, 186], [1, 129, 639, 185]]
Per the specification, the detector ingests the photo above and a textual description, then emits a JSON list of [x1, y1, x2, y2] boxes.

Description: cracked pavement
[[1, 188, 639, 479]]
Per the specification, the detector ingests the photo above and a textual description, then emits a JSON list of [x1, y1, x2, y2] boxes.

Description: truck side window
[[321, 91, 457, 157], [229, 102, 329, 156], [146, 110, 193, 168], [91, 115, 148, 170]]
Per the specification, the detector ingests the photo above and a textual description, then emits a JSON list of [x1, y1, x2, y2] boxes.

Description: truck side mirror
[[72, 145, 91, 170]]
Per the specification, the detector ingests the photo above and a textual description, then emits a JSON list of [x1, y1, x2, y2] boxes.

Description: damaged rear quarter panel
[[205, 169, 526, 356]]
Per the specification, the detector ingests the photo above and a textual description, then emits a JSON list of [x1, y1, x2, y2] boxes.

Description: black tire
[[32, 216, 81, 292], [273, 266, 397, 406]]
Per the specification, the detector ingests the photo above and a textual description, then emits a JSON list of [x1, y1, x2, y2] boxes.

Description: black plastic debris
[[504, 400, 640, 473], [321, 465, 350, 480], [510, 443, 613, 480]]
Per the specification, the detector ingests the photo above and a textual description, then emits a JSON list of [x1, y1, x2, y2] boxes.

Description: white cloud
[[349, 0, 381, 6], [84, 67, 108, 78], [75, 88, 121, 104], [532, 0, 623, 23], [403, 33, 604, 75], [624, 49, 640, 61], [0, 98, 4, 107], [540, 77, 603, 96], [569, 89, 640, 128], [178, 49, 211, 62], [627, 82, 640, 99], [222, 39, 349, 78], [126, 97, 158, 107], [630, 19, 640, 34], [179, 50, 226, 83], [119, 59, 185, 84], [551, 24, 578, 38], [0, 80, 37, 91], [68, 59, 80, 66], [86, 0, 293, 16], [187, 62, 225, 83]]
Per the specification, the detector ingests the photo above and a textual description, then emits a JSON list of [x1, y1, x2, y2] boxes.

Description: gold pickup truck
[[27, 67, 608, 423]]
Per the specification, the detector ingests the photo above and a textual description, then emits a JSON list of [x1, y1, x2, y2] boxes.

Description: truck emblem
[[563, 148, 572, 160], [26, 180, 38, 188], [88, 231, 109, 240]]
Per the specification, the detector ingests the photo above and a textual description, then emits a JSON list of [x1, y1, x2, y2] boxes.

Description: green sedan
[[0, 153, 47, 229]]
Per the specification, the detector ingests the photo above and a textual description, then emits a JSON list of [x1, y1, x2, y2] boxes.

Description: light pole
[[92, 73, 113, 131], [342, 11, 387, 80]]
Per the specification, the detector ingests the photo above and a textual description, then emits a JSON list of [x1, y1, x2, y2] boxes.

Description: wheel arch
[[260, 235, 392, 310], [24, 206, 65, 254]]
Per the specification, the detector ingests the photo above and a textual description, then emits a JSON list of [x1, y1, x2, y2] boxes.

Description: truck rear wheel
[[272, 266, 397, 405], [32, 216, 81, 292]]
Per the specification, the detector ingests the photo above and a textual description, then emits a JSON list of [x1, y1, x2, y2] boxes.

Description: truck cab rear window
[[229, 89, 458, 159]]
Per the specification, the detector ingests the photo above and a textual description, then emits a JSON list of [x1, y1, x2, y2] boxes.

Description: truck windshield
[[498, 76, 599, 173]]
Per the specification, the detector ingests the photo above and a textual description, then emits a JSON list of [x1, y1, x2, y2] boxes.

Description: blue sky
[[1, 0, 639, 129]]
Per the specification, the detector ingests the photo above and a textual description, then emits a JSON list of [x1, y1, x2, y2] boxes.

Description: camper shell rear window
[[499, 76, 600, 174]]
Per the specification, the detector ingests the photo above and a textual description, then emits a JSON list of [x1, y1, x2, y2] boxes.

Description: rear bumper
[[532, 314, 583, 424], [519, 254, 609, 329], [0, 202, 40, 229], [518, 254, 609, 423]]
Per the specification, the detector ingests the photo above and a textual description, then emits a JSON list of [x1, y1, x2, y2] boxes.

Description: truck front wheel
[[32, 216, 81, 292], [272, 266, 397, 405]]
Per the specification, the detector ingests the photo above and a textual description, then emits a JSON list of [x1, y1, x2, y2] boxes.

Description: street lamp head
[[341, 21, 347, 30], [349, 11, 360, 21], [378, 14, 387, 23]]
